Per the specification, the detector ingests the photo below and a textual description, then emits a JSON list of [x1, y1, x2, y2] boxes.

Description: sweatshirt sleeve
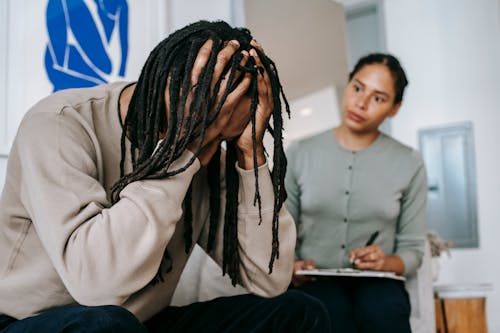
[[234, 163, 296, 296], [395, 153, 428, 276], [16, 111, 200, 305], [198, 156, 296, 297]]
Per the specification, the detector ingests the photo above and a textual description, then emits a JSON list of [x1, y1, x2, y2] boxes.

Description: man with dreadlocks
[[0, 20, 330, 332]]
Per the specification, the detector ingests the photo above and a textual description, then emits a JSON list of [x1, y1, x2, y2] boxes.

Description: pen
[[365, 230, 380, 246], [351, 230, 380, 268]]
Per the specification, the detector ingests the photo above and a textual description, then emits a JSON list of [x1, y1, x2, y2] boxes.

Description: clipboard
[[295, 268, 406, 281]]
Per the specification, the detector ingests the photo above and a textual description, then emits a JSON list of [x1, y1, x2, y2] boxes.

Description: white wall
[[284, 86, 341, 144], [382, 0, 500, 331], [245, 0, 349, 101], [167, 0, 233, 31]]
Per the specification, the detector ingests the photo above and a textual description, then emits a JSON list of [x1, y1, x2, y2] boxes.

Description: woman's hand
[[291, 259, 316, 288], [349, 246, 405, 275], [349, 245, 386, 271]]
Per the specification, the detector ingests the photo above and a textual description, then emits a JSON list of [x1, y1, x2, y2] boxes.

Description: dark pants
[[296, 277, 411, 333], [0, 305, 147, 333], [0, 290, 330, 333]]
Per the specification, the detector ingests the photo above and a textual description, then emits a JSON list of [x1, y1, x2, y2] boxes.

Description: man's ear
[[388, 103, 401, 118]]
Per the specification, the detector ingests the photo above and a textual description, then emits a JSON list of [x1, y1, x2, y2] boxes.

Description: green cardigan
[[285, 129, 427, 276]]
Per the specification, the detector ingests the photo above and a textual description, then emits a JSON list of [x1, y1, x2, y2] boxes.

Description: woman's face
[[341, 63, 400, 134]]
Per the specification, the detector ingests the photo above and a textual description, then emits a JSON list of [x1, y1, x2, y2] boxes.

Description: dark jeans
[[295, 277, 411, 333], [0, 290, 330, 333], [0, 304, 147, 333]]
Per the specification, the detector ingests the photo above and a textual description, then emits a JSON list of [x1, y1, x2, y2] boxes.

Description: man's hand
[[291, 259, 316, 288], [183, 39, 275, 168], [185, 39, 252, 166], [236, 41, 274, 169]]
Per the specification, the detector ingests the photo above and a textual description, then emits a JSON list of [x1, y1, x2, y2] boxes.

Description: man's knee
[[277, 290, 325, 312], [273, 290, 331, 332]]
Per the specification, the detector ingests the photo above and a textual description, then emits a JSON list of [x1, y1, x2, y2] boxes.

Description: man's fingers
[[211, 40, 240, 93], [250, 39, 274, 103], [223, 72, 252, 109], [198, 40, 246, 147], [191, 39, 213, 86], [201, 79, 248, 147], [250, 39, 264, 53], [231, 50, 250, 89], [251, 39, 273, 101], [250, 49, 273, 115], [215, 50, 249, 106], [200, 63, 251, 148]]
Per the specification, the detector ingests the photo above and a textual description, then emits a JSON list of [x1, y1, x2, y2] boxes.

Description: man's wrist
[[236, 145, 266, 170]]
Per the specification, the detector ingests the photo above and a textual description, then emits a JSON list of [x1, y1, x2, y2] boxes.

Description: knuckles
[[216, 53, 230, 64]]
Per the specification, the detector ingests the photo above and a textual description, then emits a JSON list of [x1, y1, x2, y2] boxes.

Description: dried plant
[[427, 230, 454, 257]]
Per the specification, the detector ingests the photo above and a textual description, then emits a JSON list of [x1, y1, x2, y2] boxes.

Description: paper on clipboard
[[295, 268, 406, 281]]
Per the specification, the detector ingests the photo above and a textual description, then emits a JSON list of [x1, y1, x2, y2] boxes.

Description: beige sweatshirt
[[0, 82, 296, 321]]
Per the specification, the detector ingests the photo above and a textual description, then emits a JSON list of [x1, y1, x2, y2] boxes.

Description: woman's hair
[[349, 53, 408, 104], [111, 20, 290, 285]]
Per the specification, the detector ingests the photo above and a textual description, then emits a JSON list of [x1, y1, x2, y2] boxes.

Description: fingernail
[[251, 39, 261, 47], [249, 49, 257, 57], [349, 256, 355, 263], [241, 50, 248, 57], [229, 40, 239, 47]]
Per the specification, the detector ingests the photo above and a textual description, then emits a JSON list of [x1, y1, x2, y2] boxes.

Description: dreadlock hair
[[111, 20, 290, 286]]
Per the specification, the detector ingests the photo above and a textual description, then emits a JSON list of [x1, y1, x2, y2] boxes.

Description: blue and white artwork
[[45, 0, 129, 92]]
